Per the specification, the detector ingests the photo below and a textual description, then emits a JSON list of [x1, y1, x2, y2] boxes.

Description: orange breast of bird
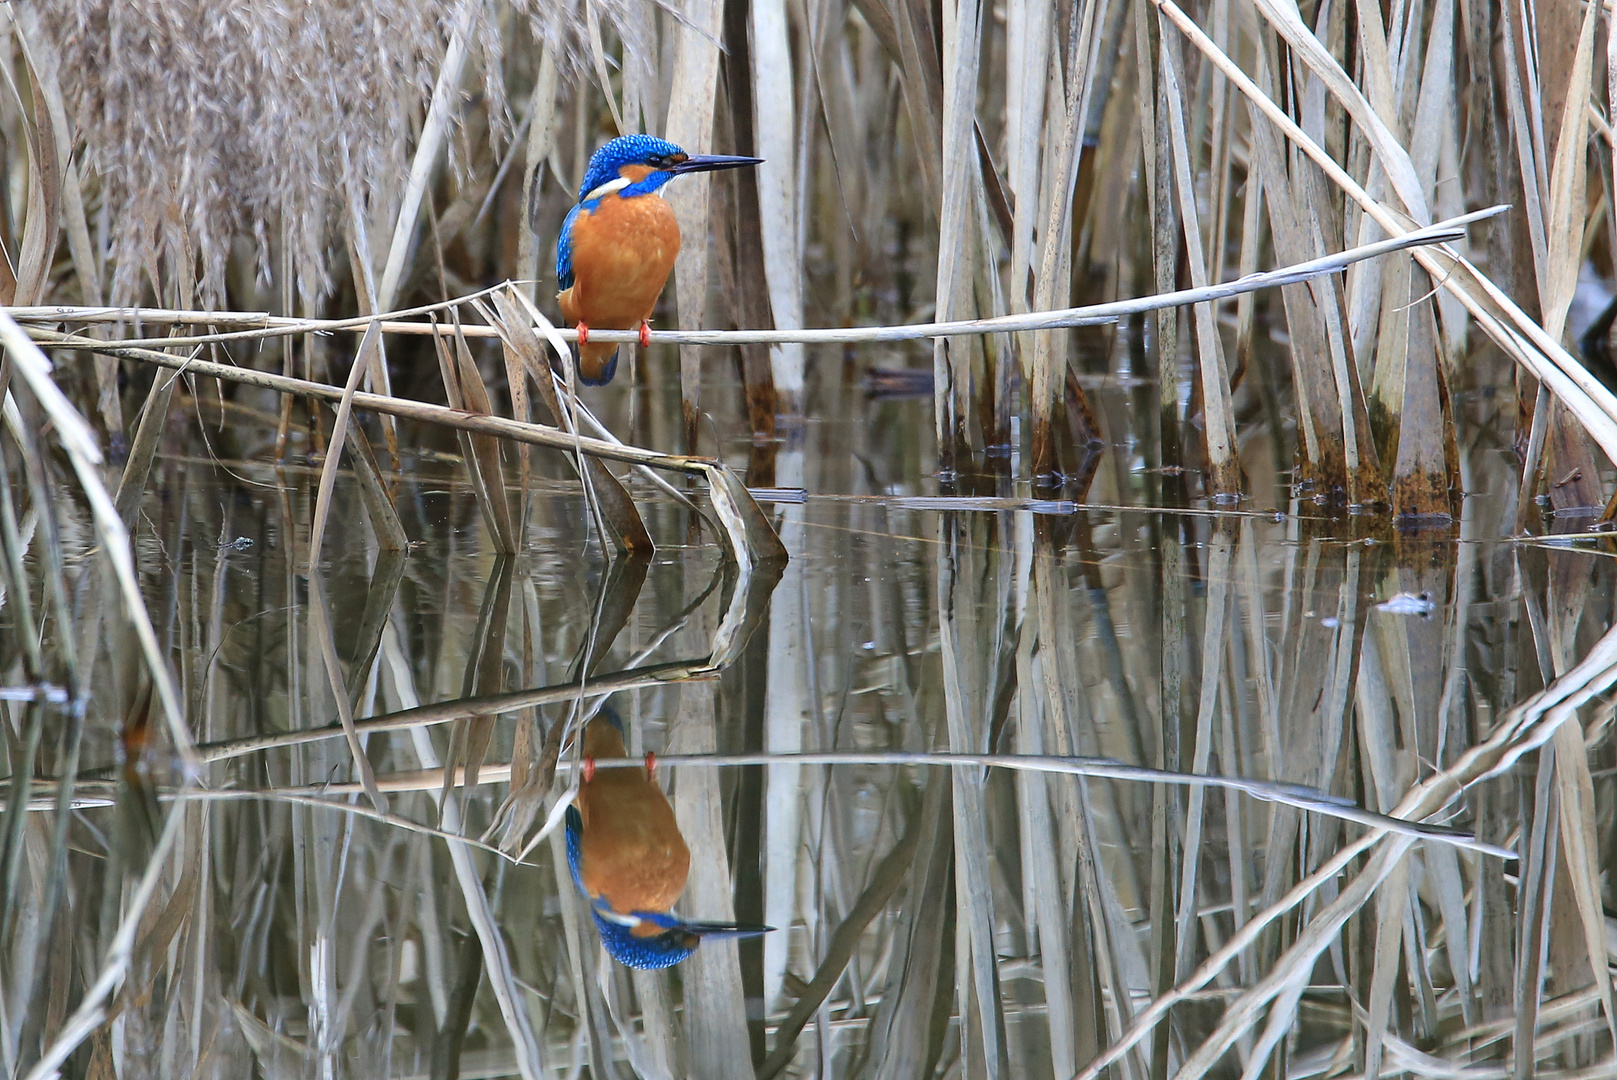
[[558, 187, 682, 376], [575, 719, 690, 916]]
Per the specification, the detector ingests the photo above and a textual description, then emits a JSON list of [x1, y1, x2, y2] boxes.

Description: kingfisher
[[556, 134, 762, 385], [564, 708, 771, 969]]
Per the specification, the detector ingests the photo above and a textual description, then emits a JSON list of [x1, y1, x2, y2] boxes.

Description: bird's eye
[[646, 155, 668, 168]]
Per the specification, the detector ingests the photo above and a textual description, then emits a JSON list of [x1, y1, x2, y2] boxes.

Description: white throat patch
[[583, 176, 631, 202]]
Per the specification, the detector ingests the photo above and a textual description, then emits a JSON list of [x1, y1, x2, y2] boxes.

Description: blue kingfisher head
[[576, 134, 762, 203]]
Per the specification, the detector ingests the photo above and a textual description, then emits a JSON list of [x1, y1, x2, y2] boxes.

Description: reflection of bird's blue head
[[565, 805, 770, 970], [565, 754, 771, 971]]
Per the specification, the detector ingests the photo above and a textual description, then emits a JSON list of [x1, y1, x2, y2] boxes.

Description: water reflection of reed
[[6, 397, 1617, 1078]]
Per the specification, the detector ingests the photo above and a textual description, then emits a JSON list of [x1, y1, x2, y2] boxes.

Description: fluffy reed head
[[31, 0, 649, 307]]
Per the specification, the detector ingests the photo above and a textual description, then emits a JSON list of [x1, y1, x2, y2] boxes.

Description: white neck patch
[[583, 176, 632, 202]]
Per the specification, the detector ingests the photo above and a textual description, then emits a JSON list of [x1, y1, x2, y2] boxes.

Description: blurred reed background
[[2, 0, 1617, 1078]]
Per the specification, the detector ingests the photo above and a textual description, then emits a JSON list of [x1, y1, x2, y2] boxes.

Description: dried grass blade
[[20, 806, 185, 1080], [306, 320, 387, 812], [668, 687, 753, 1078], [758, 808, 923, 1079], [1028, 1, 1090, 479], [865, 778, 954, 1074], [1175, 528, 1231, 986], [451, 318, 517, 552], [113, 352, 182, 525], [1005, 0, 1049, 314], [566, 551, 650, 682], [932, 0, 986, 463], [487, 289, 652, 552], [664, 0, 725, 438], [1540, 0, 1600, 340], [937, 518, 1007, 1078], [516, 47, 559, 299], [15, 212, 1497, 349], [751, 0, 807, 406], [705, 463, 790, 568], [1160, 31, 1239, 493], [18, 19, 98, 315], [1156, 0, 1617, 463], [344, 548, 407, 703], [376, 0, 477, 312], [3, 32, 59, 308], [0, 312, 195, 771], [478, 297, 531, 547], [28, 323, 715, 473], [585, 0, 626, 135], [1550, 719, 1617, 1043], [341, 413, 408, 551], [1361, 850, 1412, 1080], [1179, 837, 1418, 1080], [459, 557, 516, 790], [442, 788, 547, 1077], [1249, 0, 1429, 223]]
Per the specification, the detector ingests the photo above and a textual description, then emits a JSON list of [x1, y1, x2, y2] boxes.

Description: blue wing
[[564, 804, 586, 894], [556, 203, 585, 290]]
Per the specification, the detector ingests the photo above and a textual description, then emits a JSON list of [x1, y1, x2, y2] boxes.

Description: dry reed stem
[[304, 319, 387, 812], [1076, 585, 1617, 1080], [1153, 0, 1617, 467], [18, 805, 185, 1080]]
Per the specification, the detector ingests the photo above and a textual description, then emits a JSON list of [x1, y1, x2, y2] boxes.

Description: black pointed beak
[[684, 920, 775, 940], [669, 154, 764, 175]]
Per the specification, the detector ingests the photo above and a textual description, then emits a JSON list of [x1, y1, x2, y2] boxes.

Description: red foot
[[644, 751, 657, 777], [576, 322, 590, 348], [581, 756, 596, 783], [638, 321, 652, 349]]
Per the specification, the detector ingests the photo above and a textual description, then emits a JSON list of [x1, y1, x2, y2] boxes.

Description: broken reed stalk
[[10, 208, 1499, 352]]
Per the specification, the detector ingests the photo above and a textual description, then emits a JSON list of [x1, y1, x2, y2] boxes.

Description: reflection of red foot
[[576, 322, 590, 348], [581, 757, 596, 783], [644, 751, 657, 777], [638, 321, 652, 349]]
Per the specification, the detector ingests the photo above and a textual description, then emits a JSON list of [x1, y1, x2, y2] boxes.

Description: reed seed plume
[[29, 0, 652, 307]]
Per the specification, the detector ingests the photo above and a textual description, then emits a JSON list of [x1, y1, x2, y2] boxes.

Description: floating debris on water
[[1376, 591, 1436, 617]]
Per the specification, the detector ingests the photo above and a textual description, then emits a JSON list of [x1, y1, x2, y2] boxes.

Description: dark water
[[11, 342, 1617, 1080]]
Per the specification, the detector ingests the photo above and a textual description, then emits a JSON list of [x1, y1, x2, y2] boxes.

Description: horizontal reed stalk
[[37, 751, 1508, 857], [11, 209, 1499, 350]]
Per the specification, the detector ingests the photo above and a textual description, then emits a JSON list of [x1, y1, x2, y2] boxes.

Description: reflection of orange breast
[[559, 193, 682, 330], [575, 720, 690, 915]]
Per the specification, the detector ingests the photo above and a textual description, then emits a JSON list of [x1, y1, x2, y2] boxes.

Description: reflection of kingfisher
[[556, 134, 762, 385], [565, 709, 771, 969]]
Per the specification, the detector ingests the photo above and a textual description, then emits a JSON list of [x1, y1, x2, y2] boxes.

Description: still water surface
[[42, 351, 1617, 1078]]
